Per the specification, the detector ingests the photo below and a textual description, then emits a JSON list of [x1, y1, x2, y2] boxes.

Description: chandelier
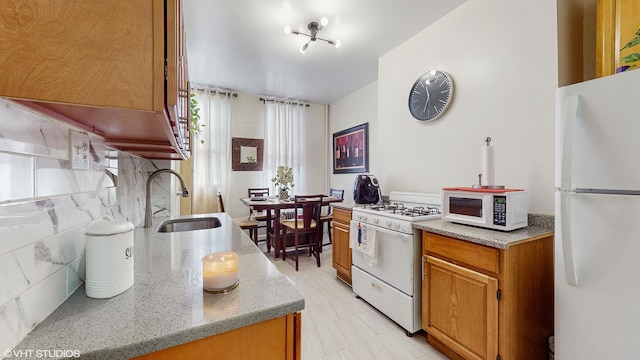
[[284, 17, 341, 54]]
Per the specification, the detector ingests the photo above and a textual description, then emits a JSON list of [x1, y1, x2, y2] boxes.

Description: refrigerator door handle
[[575, 188, 640, 196], [560, 94, 580, 191], [560, 192, 578, 285]]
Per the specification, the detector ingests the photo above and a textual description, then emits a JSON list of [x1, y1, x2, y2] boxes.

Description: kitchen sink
[[156, 217, 222, 233]]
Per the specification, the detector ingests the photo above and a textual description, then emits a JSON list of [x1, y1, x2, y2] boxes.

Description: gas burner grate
[[362, 203, 441, 217], [401, 206, 441, 217], [365, 202, 406, 213]]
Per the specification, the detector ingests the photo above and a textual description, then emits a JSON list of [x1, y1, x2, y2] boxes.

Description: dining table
[[240, 195, 344, 258]]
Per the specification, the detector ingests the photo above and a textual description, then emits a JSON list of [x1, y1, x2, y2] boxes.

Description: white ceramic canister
[[85, 219, 135, 298]]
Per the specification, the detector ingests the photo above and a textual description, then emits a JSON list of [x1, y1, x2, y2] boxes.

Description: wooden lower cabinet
[[331, 208, 352, 284], [422, 231, 553, 360], [134, 313, 301, 360]]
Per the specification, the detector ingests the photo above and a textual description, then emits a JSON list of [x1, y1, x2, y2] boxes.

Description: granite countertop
[[9, 213, 304, 360], [331, 202, 360, 211], [413, 214, 554, 249]]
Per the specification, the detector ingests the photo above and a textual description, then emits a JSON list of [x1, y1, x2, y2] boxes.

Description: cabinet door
[[597, 0, 640, 76], [0, 1, 157, 110], [423, 256, 498, 360], [134, 313, 300, 360], [332, 220, 351, 282], [166, 0, 191, 154]]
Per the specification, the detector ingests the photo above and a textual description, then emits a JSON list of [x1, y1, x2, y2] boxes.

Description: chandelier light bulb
[[285, 18, 339, 53]]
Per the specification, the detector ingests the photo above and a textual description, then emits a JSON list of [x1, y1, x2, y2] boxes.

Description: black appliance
[[353, 174, 381, 204]]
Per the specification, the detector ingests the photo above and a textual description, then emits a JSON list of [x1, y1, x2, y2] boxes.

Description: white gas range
[[350, 191, 442, 336]]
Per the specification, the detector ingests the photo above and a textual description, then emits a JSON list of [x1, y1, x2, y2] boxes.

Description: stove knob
[[356, 213, 362, 220], [385, 219, 391, 227], [373, 217, 379, 224], [392, 221, 400, 229], [362, 214, 367, 221]]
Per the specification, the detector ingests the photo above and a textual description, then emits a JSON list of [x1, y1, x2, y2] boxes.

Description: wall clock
[[408, 70, 454, 122]]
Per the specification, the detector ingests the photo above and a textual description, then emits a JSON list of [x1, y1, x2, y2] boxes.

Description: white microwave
[[442, 188, 528, 231]]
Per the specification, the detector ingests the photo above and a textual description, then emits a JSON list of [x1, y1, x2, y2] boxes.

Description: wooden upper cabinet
[[0, 0, 190, 160], [597, 0, 640, 77]]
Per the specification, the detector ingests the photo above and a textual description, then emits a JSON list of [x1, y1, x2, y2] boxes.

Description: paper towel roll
[[480, 145, 495, 186]]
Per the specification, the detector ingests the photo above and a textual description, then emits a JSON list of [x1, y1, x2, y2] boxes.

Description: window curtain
[[191, 88, 232, 213], [263, 101, 307, 196]]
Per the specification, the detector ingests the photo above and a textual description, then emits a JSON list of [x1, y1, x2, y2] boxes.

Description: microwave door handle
[[559, 94, 580, 191], [560, 192, 578, 285]]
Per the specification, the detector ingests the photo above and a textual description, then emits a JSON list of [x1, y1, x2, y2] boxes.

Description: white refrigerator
[[555, 69, 640, 359]]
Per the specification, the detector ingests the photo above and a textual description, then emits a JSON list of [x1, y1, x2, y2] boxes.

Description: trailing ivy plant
[[190, 92, 205, 144], [619, 27, 640, 72]]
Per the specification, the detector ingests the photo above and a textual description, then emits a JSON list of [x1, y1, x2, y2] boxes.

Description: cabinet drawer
[[423, 232, 500, 274], [332, 208, 352, 224]]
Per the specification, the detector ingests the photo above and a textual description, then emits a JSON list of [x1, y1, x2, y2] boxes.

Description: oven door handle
[[349, 221, 413, 243], [371, 225, 412, 240]]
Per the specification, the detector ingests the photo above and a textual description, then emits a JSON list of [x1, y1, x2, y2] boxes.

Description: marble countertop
[[413, 215, 554, 249], [9, 213, 304, 359]]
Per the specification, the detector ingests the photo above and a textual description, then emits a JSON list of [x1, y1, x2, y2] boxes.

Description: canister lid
[[85, 220, 134, 236]]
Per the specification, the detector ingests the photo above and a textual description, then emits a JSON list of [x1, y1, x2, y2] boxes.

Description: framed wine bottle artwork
[[333, 123, 368, 174]]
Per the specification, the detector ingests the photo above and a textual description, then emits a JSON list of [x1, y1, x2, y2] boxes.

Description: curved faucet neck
[[144, 169, 189, 228]]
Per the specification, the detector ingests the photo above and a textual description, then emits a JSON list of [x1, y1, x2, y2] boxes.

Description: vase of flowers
[[272, 166, 294, 200]]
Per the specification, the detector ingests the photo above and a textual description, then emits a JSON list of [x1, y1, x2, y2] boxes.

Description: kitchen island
[[7, 213, 304, 359]]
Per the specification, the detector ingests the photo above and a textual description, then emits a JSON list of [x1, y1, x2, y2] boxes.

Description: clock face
[[408, 70, 454, 122]]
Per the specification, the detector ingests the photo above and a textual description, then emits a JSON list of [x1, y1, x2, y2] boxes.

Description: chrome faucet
[[144, 169, 189, 228]]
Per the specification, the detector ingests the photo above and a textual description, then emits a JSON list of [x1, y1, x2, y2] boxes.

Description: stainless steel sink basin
[[156, 217, 222, 233]]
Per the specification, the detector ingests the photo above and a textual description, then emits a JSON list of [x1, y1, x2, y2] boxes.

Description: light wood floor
[[258, 233, 449, 360]]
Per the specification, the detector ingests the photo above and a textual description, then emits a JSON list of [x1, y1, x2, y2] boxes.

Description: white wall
[[226, 94, 265, 218], [331, 0, 558, 214], [225, 93, 328, 218], [300, 104, 328, 195], [328, 82, 378, 200]]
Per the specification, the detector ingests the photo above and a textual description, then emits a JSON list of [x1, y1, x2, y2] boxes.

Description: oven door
[[350, 220, 415, 295]]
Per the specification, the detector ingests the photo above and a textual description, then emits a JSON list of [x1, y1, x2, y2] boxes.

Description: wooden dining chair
[[279, 194, 324, 271], [319, 188, 344, 247], [217, 192, 259, 243], [248, 187, 271, 244]]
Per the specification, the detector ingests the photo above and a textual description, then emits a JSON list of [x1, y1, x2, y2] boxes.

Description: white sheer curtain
[[191, 88, 232, 213], [263, 101, 307, 195]]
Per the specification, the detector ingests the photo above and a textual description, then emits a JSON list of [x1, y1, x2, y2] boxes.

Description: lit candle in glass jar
[[202, 252, 238, 293]]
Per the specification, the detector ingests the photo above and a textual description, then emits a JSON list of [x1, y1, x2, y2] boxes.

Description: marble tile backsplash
[[0, 99, 176, 354]]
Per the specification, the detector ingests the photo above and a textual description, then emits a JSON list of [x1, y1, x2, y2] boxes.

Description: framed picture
[[232, 137, 263, 171], [333, 123, 368, 174]]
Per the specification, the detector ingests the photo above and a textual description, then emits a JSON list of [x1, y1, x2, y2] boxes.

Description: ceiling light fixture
[[284, 17, 340, 54]]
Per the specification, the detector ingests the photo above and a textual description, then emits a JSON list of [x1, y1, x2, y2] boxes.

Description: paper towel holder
[[472, 174, 505, 189], [474, 136, 505, 189]]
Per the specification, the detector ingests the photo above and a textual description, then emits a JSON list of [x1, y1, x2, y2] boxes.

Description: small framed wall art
[[333, 123, 368, 174], [232, 137, 263, 171]]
